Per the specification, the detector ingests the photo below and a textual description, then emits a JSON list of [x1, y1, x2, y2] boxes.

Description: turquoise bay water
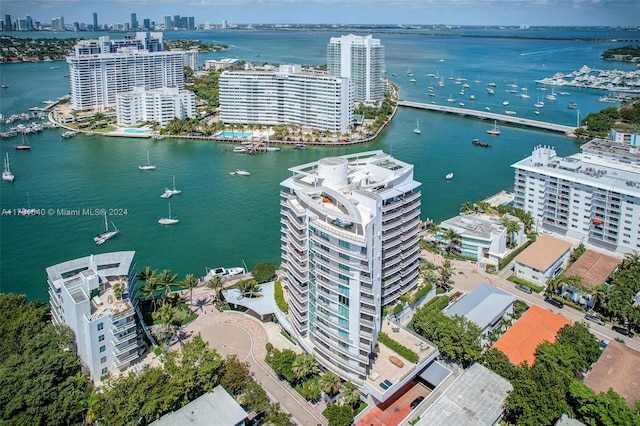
[[0, 28, 635, 300]]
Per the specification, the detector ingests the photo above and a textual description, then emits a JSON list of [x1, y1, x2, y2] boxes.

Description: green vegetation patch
[[378, 331, 419, 363]]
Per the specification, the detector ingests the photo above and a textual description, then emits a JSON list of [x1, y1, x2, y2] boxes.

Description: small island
[[0, 36, 78, 63], [601, 45, 640, 62], [164, 39, 228, 52]]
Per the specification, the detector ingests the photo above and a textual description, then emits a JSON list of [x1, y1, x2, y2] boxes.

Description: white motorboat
[[2, 153, 15, 182], [160, 176, 181, 198], [138, 150, 156, 170], [225, 267, 246, 276], [158, 202, 179, 225], [413, 119, 421, 134], [502, 100, 510, 106], [61, 131, 77, 139], [445, 172, 454, 180], [94, 213, 119, 245], [234, 169, 251, 176], [545, 88, 557, 101], [505, 110, 517, 115], [232, 146, 247, 154], [487, 120, 501, 136]]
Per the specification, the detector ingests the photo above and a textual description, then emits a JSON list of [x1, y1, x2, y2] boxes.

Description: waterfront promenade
[[397, 100, 576, 134]]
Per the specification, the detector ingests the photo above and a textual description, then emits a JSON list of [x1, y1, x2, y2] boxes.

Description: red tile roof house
[[492, 305, 571, 366], [513, 234, 572, 288]]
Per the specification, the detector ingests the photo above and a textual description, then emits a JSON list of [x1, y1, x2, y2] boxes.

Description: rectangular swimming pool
[[218, 131, 253, 138]]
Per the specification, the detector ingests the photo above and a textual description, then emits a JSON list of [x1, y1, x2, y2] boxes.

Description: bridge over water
[[397, 100, 576, 135]]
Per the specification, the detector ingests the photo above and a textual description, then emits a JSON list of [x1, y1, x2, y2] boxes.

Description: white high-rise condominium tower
[[280, 151, 422, 383], [327, 34, 386, 104], [47, 251, 143, 382], [512, 139, 640, 254]]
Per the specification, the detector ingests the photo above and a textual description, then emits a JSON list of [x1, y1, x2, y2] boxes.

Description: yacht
[[469, 95, 475, 100], [545, 88, 557, 101], [487, 88, 495, 95], [160, 176, 181, 198], [2, 153, 15, 182], [158, 203, 179, 225], [61, 131, 77, 139], [294, 143, 307, 150], [487, 120, 501, 135], [445, 172, 454, 180], [232, 146, 248, 154], [234, 169, 251, 176], [94, 213, 119, 245], [447, 94, 455, 103], [505, 110, 517, 115], [413, 119, 421, 135], [138, 150, 156, 170], [502, 100, 510, 106], [567, 102, 577, 110]]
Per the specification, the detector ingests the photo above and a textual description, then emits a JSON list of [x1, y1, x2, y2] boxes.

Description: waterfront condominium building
[[116, 86, 196, 127], [327, 34, 386, 104], [219, 64, 353, 133], [512, 140, 640, 254], [47, 251, 143, 382], [67, 32, 196, 111], [280, 151, 422, 383]]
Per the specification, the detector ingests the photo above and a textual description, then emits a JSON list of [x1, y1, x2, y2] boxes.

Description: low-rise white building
[[116, 86, 196, 127], [439, 214, 524, 264], [204, 58, 239, 70], [513, 235, 572, 287], [219, 64, 353, 133], [47, 251, 143, 382]]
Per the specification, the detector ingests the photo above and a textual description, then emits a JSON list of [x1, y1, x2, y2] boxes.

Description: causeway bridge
[[397, 100, 576, 135]]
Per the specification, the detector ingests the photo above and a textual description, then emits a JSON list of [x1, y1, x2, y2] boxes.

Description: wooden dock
[[397, 100, 576, 134]]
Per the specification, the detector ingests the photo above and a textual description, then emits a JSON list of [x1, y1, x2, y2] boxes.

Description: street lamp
[[576, 110, 580, 128]]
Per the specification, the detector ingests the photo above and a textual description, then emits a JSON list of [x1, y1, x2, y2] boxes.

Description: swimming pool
[[218, 131, 253, 138], [124, 128, 152, 134]]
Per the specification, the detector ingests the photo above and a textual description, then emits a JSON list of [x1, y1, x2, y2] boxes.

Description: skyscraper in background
[[143, 19, 151, 31], [327, 34, 386, 104], [4, 15, 12, 31], [93, 12, 98, 31], [130, 13, 137, 30], [51, 16, 65, 31], [173, 15, 181, 29], [187, 17, 195, 30], [164, 16, 172, 30]]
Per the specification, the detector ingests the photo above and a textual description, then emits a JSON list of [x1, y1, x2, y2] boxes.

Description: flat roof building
[[280, 151, 424, 385], [512, 142, 640, 255], [219, 64, 353, 133], [47, 251, 143, 382], [445, 283, 514, 335], [116, 86, 196, 127]]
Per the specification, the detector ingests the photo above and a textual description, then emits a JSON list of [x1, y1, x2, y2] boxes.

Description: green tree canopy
[[252, 262, 276, 283]]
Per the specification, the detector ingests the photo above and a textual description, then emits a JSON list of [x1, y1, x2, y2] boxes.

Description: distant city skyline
[[0, 0, 637, 28]]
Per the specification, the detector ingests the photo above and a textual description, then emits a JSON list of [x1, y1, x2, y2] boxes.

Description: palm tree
[[156, 269, 179, 299], [237, 279, 262, 298], [180, 273, 199, 308], [155, 300, 177, 344], [623, 250, 640, 272], [443, 228, 461, 254], [340, 381, 361, 407], [136, 266, 156, 282], [141, 276, 163, 312], [502, 218, 522, 248], [460, 201, 476, 215], [291, 354, 319, 382], [207, 275, 223, 303], [438, 260, 454, 291], [318, 372, 341, 398]]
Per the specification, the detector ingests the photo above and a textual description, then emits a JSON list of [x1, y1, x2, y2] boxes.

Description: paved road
[[171, 287, 328, 426], [420, 251, 640, 352]]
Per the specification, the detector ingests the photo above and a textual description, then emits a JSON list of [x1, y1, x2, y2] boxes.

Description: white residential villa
[[47, 251, 143, 382], [116, 86, 196, 127], [219, 64, 353, 133], [512, 138, 640, 255], [66, 32, 197, 112], [438, 214, 525, 265], [327, 34, 386, 104], [279, 151, 426, 386], [513, 235, 573, 287]]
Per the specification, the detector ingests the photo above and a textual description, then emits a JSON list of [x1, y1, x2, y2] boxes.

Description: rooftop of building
[[415, 363, 513, 426], [440, 213, 506, 240], [511, 144, 640, 197], [514, 234, 572, 272], [444, 283, 514, 331], [564, 249, 621, 288], [366, 320, 438, 390], [584, 339, 640, 408], [492, 304, 571, 366], [150, 385, 248, 426]]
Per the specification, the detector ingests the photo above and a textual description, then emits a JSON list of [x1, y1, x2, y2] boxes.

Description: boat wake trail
[[520, 47, 591, 56]]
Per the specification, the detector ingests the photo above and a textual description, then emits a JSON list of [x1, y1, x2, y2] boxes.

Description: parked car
[[584, 314, 605, 326], [544, 296, 564, 309], [410, 396, 425, 409], [515, 283, 532, 294], [612, 326, 634, 337]]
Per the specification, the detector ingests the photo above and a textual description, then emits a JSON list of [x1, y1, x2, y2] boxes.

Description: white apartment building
[[280, 151, 422, 383], [219, 64, 353, 133], [512, 141, 640, 254], [116, 86, 196, 127], [67, 33, 196, 112], [327, 34, 386, 104], [47, 251, 143, 382]]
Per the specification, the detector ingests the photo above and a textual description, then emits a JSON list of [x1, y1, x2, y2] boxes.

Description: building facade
[[327, 34, 386, 104], [67, 32, 195, 112], [116, 86, 196, 127], [513, 234, 572, 286], [512, 142, 640, 254], [219, 64, 353, 133], [280, 151, 422, 383], [47, 251, 143, 382]]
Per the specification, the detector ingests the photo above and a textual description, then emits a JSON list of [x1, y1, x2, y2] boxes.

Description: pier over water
[[397, 100, 576, 135]]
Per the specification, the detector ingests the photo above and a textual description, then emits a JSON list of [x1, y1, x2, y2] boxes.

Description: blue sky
[[1, 0, 638, 27]]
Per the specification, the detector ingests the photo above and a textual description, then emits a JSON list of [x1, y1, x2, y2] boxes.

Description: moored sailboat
[[94, 213, 119, 245], [2, 153, 15, 182]]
